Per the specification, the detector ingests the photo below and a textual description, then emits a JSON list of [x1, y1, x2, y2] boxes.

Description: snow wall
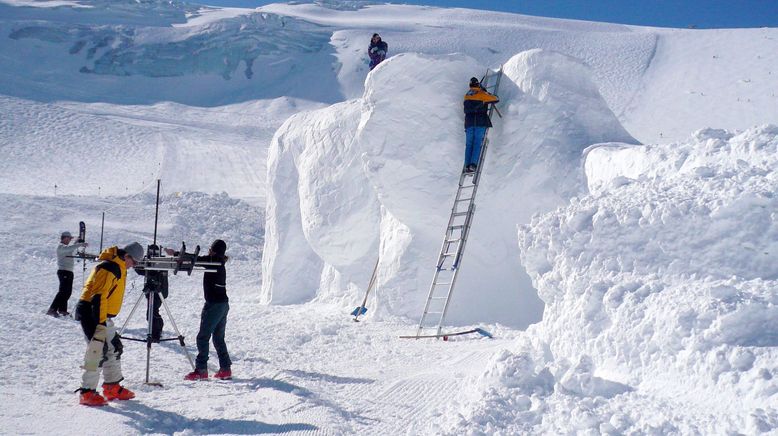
[[262, 49, 636, 327], [440, 126, 778, 433]]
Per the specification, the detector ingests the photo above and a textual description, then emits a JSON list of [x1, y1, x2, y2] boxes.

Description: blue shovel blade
[[474, 327, 493, 338], [351, 307, 368, 316]]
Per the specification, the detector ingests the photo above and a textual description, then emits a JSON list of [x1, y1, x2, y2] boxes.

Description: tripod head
[[141, 271, 168, 295]]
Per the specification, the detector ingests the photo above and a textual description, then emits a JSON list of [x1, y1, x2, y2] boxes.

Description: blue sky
[[201, 0, 778, 29]]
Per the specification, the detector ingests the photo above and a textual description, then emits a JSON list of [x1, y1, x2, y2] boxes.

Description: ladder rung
[[445, 238, 461, 243], [452, 212, 469, 217], [425, 311, 443, 315], [442, 252, 457, 257], [433, 283, 451, 286], [455, 198, 472, 203]]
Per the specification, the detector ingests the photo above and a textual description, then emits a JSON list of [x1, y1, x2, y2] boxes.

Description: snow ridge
[[440, 125, 778, 434]]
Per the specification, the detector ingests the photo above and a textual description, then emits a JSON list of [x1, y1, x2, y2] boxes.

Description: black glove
[[111, 333, 123, 359]]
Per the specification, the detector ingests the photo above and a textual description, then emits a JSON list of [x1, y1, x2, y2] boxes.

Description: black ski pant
[[49, 270, 74, 313], [145, 292, 164, 342], [195, 301, 231, 371]]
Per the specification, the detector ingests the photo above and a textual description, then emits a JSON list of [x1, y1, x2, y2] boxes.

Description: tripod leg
[[159, 296, 197, 371], [118, 291, 146, 336], [145, 291, 155, 385]]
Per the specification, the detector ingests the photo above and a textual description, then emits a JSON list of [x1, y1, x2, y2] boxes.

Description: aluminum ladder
[[412, 66, 504, 338]]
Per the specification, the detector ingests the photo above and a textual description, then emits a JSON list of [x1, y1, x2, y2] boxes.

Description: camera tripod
[[118, 274, 196, 387]]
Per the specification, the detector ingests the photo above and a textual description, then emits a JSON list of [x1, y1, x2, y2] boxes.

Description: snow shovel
[[352, 258, 379, 321]]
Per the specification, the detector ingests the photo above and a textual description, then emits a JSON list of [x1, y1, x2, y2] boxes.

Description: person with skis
[[75, 242, 144, 407], [47, 231, 88, 317], [368, 33, 388, 70], [463, 76, 499, 174], [166, 239, 232, 381]]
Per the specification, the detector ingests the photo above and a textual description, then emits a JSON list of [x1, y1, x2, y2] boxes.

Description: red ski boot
[[184, 369, 208, 381], [214, 368, 232, 380], [102, 383, 135, 401], [79, 389, 107, 407]]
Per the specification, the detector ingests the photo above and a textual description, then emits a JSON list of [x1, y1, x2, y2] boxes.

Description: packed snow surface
[[1, 0, 777, 434]]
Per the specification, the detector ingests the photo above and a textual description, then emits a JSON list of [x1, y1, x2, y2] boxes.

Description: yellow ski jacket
[[79, 246, 128, 323]]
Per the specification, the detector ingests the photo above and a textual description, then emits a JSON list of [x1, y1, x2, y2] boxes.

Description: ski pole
[[492, 103, 502, 118]]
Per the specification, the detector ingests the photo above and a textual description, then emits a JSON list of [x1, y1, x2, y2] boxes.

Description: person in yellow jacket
[[74, 242, 144, 407]]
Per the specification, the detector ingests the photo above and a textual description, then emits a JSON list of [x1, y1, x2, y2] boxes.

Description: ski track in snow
[[0, 260, 510, 435]]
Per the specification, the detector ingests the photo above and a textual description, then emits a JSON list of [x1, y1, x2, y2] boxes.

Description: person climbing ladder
[[463, 77, 499, 174]]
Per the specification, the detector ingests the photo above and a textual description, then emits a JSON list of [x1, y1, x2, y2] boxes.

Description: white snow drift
[[439, 125, 778, 434]]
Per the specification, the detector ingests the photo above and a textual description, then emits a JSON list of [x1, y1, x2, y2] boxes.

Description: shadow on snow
[[101, 401, 317, 434]]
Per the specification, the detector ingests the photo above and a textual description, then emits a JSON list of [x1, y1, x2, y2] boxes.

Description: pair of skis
[[67, 221, 99, 288]]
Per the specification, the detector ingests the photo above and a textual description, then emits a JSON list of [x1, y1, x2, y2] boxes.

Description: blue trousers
[[465, 126, 487, 167], [195, 301, 231, 371]]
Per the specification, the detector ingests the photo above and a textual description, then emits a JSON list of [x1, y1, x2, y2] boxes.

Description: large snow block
[[263, 50, 636, 327]]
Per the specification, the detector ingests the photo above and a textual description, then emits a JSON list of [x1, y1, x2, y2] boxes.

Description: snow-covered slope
[[0, 1, 340, 105], [260, 2, 778, 144], [1, 0, 778, 434], [2, 0, 776, 202], [622, 28, 778, 142], [0, 94, 316, 202]]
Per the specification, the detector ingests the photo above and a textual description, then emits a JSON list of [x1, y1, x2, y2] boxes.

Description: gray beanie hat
[[123, 242, 144, 261]]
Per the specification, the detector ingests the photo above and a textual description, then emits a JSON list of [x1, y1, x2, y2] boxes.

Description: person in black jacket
[[167, 239, 232, 380], [463, 77, 499, 173]]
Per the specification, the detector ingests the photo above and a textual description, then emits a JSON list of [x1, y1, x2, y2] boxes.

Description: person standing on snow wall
[[463, 77, 499, 174], [75, 242, 144, 407], [368, 33, 388, 70], [167, 239, 232, 381], [48, 230, 88, 317]]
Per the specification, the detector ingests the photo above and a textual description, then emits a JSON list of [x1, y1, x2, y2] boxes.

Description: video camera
[[139, 244, 169, 297]]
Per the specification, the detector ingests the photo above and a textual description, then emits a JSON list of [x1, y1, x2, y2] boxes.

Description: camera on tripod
[[140, 244, 169, 298]]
